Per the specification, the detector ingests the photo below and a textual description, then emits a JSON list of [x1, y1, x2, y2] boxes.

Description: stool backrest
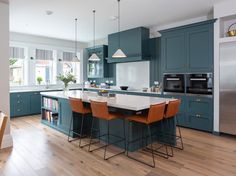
[[69, 97, 84, 114], [0, 113, 8, 148], [165, 99, 181, 119], [90, 100, 109, 120], [148, 102, 166, 123]]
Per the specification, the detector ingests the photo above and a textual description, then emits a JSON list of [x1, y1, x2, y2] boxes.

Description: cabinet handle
[[17, 109, 21, 112], [17, 101, 20, 104], [17, 95, 21, 98], [34, 93, 39, 95], [196, 99, 201, 102], [196, 114, 201, 118]]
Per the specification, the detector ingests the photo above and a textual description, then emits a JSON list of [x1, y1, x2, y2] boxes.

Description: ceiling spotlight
[[46, 10, 53, 16]]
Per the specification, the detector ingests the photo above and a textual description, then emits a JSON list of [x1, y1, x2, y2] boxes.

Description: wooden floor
[[0, 115, 236, 176]]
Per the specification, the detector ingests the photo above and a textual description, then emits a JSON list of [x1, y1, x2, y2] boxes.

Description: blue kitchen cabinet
[[161, 30, 186, 73], [186, 24, 214, 72], [10, 92, 30, 117], [107, 27, 149, 63], [29, 92, 41, 114], [186, 96, 213, 132], [87, 45, 108, 78], [10, 91, 42, 117], [160, 20, 215, 73], [149, 38, 161, 86]]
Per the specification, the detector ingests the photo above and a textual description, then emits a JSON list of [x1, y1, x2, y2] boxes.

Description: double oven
[[163, 73, 213, 95]]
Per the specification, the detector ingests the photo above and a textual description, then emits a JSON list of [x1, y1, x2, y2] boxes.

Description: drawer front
[[187, 113, 213, 132], [10, 93, 30, 117], [187, 96, 213, 116]]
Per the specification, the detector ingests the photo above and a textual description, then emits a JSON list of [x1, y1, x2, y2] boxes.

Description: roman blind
[[10, 47, 25, 59], [62, 52, 75, 62], [36, 49, 53, 60]]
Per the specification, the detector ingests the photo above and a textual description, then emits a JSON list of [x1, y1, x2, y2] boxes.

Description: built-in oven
[[163, 74, 185, 93], [186, 73, 213, 95]]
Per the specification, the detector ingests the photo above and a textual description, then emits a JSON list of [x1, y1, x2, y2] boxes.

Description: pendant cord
[[93, 10, 96, 52], [75, 18, 78, 58], [118, 0, 120, 48]]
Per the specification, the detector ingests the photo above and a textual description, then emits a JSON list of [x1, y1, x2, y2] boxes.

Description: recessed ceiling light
[[109, 16, 118, 21], [46, 10, 53, 16]]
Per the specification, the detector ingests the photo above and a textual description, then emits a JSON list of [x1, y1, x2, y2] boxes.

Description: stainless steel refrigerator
[[220, 44, 236, 135]]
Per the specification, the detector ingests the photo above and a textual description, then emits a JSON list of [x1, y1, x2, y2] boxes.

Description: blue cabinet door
[[107, 27, 149, 63], [161, 30, 186, 73], [29, 92, 41, 114], [10, 93, 30, 117], [186, 24, 213, 72]]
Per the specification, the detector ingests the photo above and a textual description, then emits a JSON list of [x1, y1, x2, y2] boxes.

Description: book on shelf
[[43, 97, 59, 112]]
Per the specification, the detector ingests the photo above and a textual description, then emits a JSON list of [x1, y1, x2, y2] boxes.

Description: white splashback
[[116, 61, 150, 89]]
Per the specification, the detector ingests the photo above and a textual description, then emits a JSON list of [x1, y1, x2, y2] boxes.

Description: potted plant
[[57, 73, 76, 92], [37, 76, 43, 85]]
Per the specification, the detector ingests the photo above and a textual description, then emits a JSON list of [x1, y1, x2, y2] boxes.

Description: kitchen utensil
[[227, 23, 236, 37], [120, 86, 129, 91]]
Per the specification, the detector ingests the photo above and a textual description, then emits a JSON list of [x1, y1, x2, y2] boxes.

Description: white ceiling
[[10, 0, 226, 42]]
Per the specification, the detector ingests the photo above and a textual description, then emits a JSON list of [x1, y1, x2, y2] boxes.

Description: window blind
[[36, 49, 53, 60], [62, 52, 75, 62], [10, 47, 25, 59]]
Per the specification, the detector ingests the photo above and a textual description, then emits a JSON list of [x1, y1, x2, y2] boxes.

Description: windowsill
[[10, 83, 82, 93]]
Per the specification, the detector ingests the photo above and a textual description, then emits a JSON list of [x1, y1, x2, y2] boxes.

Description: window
[[9, 47, 25, 86], [61, 51, 80, 82], [35, 49, 54, 85]]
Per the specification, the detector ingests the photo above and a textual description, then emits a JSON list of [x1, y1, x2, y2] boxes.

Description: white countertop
[[41, 90, 175, 111]]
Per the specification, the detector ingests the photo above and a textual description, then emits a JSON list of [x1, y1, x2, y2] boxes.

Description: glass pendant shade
[[72, 55, 79, 62], [112, 48, 127, 58], [88, 53, 100, 61]]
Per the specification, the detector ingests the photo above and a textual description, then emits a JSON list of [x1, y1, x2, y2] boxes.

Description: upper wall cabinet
[[107, 27, 150, 63], [160, 20, 215, 73], [86, 45, 108, 78]]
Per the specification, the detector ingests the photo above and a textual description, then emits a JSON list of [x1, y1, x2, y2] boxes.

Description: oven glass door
[[164, 77, 184, 93]]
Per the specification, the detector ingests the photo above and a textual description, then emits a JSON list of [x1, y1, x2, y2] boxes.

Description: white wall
[[0, 0, 13, 149]]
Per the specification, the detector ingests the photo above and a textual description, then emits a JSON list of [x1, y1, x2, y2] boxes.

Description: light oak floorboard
[[0, 115, 235, 176]]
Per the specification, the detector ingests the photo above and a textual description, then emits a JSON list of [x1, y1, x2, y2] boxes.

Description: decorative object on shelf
[[227, 23, 236, 37], [72, 18, 80, 62], [112, 0, 127, 58], [57, 73, 76, 92], [88, 10, 100, 62], [120, 86, 129, 90], [37, 76, 43, 85]]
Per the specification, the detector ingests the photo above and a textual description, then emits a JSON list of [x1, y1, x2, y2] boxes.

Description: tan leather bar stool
[[68, 97, 91, 148], [164, 99, 184, 150], [89, 100, 126, 160], [126, 102, 166, 168]]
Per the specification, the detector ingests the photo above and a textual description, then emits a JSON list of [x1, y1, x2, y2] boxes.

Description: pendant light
[[88, 10, 100, 61], [72, 18, 80, 62], [112, 0, 126, 58]]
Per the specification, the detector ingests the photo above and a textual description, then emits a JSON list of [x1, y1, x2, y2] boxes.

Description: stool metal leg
[[88, 116, 95, 152], [176, 116, 184, 150], [68, 113, 73, 142], [79, 114, 85, 148], [104, 120, 110, 160], [127, 121, 155, 168]]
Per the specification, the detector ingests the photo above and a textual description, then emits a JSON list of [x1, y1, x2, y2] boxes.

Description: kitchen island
[[40, 90, 177, 151]]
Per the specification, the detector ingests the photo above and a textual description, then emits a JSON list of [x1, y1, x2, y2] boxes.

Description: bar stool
[[126, 102, 166, 168], [164, 99, 184, 150], [89, 100, 126, 160], [68, 97, 91, 148]]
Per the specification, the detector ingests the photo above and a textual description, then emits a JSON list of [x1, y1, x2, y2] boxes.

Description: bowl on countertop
[[120, 86, 129, 91]]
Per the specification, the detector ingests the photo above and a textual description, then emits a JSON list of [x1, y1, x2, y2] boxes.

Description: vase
[[63, 84, 69, 94]]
